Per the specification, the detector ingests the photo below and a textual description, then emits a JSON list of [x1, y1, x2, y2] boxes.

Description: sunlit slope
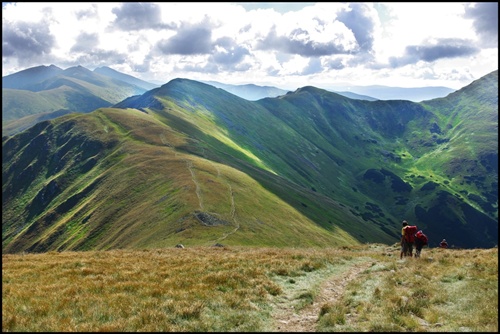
[[2, 107, 368, 253], [2, 88, 62, 122], [118, 80, 402, 225], [418, 70, 498, 177]]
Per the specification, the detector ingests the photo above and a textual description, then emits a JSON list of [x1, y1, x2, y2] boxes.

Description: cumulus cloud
[[324, 57, 346, 70], [388, 38, 480, 68], [177, 60, 219, 74], [70, 32, 99, 53], [156, 21, 213, 55], [2, 19, 55, 65], [301, 58, 324, 75], [464, 2, 498, 48], [75, 5, 98, 20], [1, 2, 497, 89], [336, 3, 376, 52], [132, 54, 153, 74], [111, 2, 173, 31], [255, 26, 351, 56], [69, 49, 128, 70], [212, 37, 250, 65]]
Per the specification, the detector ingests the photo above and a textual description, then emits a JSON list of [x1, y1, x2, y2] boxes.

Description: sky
[[2, 2, 498, 91]]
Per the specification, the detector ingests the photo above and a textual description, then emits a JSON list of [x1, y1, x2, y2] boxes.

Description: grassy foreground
[[2, 244, 498, 332]]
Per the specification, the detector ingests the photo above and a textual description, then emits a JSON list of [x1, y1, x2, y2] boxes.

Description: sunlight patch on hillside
[[162, 100, 278, 175], [214, 133, 277, 174]]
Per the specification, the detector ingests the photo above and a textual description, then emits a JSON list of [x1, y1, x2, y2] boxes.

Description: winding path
[[271, 261, 371, 332], [185, 156, 240, 245], [186, 159, 204, 210], [207, 161, 240, 243]]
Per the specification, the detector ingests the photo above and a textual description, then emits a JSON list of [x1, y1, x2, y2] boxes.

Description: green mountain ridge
[[2, 65, 152, 132], [2, 71, 498, 253]]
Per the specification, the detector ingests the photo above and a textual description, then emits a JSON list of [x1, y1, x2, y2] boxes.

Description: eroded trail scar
[[272, 262, 371, 332], [209, 161, 239, 243], [186, 159, 203, 210]]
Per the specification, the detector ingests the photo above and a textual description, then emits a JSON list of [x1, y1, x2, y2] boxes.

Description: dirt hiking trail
[[270, 261, 372, 332]]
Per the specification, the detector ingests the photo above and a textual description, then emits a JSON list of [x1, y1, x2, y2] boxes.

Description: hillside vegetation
[[2, 71, 498, 253], [2, 244, 497, 332], [2, 65, 149, 128]]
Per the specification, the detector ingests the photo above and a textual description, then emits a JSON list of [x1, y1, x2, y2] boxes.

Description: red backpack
[[415, 230, 428, 245], [404, 225, 418, 243]]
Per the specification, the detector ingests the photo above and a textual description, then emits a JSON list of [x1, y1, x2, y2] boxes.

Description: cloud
[[2, 19, 55, 65], [110, 3, 173, 31], [156, 21, 213, 55], [464, 2, 498, 48], [255, 26, 351, 57], [75, 4, 98, 20], [70, 32, 99, 53], [72, 49, 128, 69], [324, 57, 346, 70], [336, 3, 376, 52], [132, 54, 153, 74], [236, 3, 314, 14], [212, 37, 250, 66], [388, 38, 480, 68], [1, 2, 497, 89], [301, 57, 324, 75], [67, 32, 128, 69], [177, 61, 219, 75]]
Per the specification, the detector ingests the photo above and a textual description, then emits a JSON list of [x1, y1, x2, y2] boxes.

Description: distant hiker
[[414, 230, 428, 258], [440, 239, 448, 248], [400, 220, 417, 259]]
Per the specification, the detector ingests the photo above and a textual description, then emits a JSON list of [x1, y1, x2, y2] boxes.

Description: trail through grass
[[2, 244, 497, 332]]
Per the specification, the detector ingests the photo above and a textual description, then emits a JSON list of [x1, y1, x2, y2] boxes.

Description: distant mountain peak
[[64, 65, 92, 72], [93, 66, 159, 91]]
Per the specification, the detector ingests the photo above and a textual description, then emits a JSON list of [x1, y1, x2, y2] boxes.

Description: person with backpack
[[414, 230, 428, 258], [400, 220, 417, 259]]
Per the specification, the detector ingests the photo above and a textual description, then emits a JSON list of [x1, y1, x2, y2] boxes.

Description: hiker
[[400, 220, 411, 258], [400, 220, 408, 258], [440, 239, 448, 248], [414, 230, 428, 258]]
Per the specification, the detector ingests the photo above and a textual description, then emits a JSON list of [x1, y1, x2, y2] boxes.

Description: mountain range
[[2, 66, 498, 253], [203, 79, 454, 102], [2, 65, 456, 137], [322, 84, 456, 102], [2, 65, 159, 136]]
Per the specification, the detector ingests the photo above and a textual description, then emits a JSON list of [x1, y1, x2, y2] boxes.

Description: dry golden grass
[[317, 245, 498, 332], [2, 244, 498, 332]]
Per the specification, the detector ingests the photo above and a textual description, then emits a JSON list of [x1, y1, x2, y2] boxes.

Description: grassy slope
[[2, 73, 497, 252], [2, 89, 62, 122], [155, 79, 497, 247], [2, 68, 148, 134], [2, 245, 497, 332], [418, 70, 498, 177], [2, 106, 369, 252]]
